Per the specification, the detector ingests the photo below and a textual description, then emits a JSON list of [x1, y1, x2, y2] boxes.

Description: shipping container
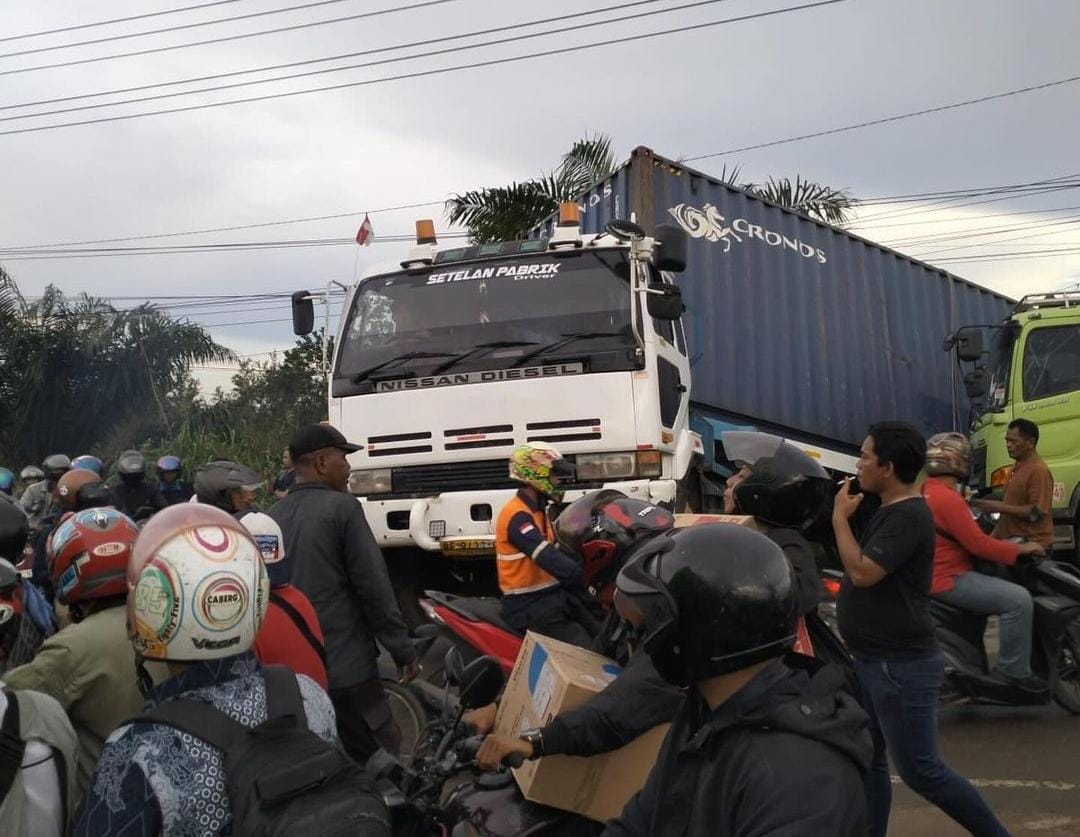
[[533, 147, 1014, 454]]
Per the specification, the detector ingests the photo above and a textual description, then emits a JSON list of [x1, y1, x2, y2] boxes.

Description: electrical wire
[[1, 0, 677, 111], [684, 73, 1080, 161], [1, 199, 444, 250], [2, 0, 736, 123], [1, 0, 250, 43], [0, 0, 850, 136], [0, 0, 460, 73]]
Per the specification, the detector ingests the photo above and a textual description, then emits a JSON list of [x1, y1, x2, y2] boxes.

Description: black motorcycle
[[368, 649, 600, 837], [931, 554, 1080, 713]]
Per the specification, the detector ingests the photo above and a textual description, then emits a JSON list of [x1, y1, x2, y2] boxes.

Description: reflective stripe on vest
[[495, 495, 559, 595]]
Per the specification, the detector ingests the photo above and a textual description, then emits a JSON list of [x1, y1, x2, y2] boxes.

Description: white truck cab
[[294, 207, 700, 560]]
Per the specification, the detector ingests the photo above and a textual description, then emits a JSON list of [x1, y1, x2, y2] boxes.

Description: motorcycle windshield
[[720, 430, 829, 479]]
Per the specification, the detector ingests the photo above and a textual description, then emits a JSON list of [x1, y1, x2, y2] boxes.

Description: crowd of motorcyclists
[[0, 415, 1067, 836]]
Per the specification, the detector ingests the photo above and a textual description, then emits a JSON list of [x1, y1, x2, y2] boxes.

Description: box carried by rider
[[493, 632, 669, 822]]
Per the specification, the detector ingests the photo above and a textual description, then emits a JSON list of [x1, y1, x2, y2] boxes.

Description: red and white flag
[[355, 213, 374, 246]]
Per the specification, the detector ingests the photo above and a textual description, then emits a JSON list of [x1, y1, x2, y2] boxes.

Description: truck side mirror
[[291, 290, 315, 336], [954, 326, 984, 362], [653, 225, 688, 273], [646, 282, 685, 321], [963, 366, 988, 399]]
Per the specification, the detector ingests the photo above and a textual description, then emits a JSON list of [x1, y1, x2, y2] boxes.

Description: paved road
[[888, 701, 1080, 836]]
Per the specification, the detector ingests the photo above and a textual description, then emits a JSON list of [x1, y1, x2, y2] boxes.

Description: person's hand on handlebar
[[476, 733, 532, 771], [462, 702, 498, 736]]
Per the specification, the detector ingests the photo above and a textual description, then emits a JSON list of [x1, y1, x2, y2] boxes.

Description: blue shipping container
[[533, 147, 1013, 452]]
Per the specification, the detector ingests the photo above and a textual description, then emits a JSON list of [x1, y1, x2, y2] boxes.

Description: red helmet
[[49, 508, 140, 606], [555, 490, 675, 598]]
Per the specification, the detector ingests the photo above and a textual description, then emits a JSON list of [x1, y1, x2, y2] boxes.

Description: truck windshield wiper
[[429, 341, 538, 375], [511, 331, 626, 368], [350, 350, 456, 384]]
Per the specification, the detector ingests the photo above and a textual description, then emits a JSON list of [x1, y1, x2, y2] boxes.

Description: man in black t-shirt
[[833, 422, 1008, 837]]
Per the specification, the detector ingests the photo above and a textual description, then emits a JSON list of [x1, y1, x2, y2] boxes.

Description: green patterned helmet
[[508, 443, 576, 500]]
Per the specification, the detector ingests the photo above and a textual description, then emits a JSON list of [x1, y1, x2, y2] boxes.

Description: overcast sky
[[3, 0, 1079, 392]]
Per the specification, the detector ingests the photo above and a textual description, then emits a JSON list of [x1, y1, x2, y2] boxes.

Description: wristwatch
[[519, 729, 545, 760]]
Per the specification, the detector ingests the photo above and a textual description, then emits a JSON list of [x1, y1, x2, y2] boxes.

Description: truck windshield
[[985, 326, 1016, 412], [335, 250, 635, 385]]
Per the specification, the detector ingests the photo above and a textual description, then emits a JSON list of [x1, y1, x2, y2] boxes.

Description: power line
[[933, 246, 1080, 265], [850, 181, 1080, 225], [857, 175, 1080, 207], [0, 0, 460, 74], [851, 202, 1080, 232], [0, 0, 850, 136], [684, 72, 1080, 160], [1, 200, 444, 250], [3, 0, 736, 123], [1, 0, 250, 43], [884, 211, 1080, 249], [1, 0, 675, 112], [0, 0, 369, 59]]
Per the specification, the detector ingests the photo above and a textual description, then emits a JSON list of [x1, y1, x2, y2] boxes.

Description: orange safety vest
[[496, 493, 560, 596]]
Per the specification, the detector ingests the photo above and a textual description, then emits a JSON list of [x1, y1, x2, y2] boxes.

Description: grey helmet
[[19, 465, 45, 485], [41, 454, 71, 481], [117, 450, 147, 477], [194, 460, 262, 512]]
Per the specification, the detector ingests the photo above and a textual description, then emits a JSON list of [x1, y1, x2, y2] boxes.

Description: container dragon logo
[[667, 203, 828, 263]]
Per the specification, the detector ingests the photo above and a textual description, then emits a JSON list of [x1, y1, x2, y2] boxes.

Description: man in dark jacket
[[603, 523, 871, 837], [269, 424, 418, 763]]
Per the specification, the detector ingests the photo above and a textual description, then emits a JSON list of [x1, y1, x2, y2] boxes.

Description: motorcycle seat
[[426, 591, 522, 636]]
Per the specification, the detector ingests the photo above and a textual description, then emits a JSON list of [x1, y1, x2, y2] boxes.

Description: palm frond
[[742, 176, 859, 226]]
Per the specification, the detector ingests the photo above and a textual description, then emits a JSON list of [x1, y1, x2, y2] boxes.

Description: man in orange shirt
[[975, 419, 1054, 549]]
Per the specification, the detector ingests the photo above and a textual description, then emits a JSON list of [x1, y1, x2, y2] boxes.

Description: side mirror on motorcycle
[[458, 656, 505, 710], [444, 646, 465, 686]]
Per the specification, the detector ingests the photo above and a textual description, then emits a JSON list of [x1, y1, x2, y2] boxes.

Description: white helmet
[[127, 503, 269, 662], [238, 511, 289, 588]]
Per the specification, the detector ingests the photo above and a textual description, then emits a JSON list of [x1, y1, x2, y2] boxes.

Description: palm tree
[[446, 134, 616, 243], [446, 134, 859, 242], [742, 176, 857, 227]]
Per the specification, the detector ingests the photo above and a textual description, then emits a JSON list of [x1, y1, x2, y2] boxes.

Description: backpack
[[137, 665, 391, 837], [0, 691, 26, 805]]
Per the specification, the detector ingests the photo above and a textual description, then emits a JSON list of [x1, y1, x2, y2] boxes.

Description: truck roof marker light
[[549, 202, 583, 249], [416, 219, 437, 245]]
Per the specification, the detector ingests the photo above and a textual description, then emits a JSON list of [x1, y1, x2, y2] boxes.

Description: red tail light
[[822, 578, 841, 599]]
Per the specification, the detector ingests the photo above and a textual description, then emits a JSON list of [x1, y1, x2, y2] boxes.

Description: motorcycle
[[368, 649, 599, 836], [931, 555, 1080, 712]]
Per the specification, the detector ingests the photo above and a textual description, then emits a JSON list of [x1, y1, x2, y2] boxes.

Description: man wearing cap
[[269, 423, 418, 762]]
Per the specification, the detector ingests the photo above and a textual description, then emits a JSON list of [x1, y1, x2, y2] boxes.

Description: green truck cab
[[950, 292, 1080, 554]]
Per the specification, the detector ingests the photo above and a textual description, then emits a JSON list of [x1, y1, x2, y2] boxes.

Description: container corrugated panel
[[533, 148, 1014, 449]]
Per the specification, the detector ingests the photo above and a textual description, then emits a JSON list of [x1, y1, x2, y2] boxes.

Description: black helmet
[[615, 523, 796, 686], [556, 490, 675, 592], [0, 498, 29, 561], [721, 431, 832, 531], [76, 481, 114, 511], [194, 460, 262, 511], [42, 454, 71, 481], [117, 450, 146, 477]]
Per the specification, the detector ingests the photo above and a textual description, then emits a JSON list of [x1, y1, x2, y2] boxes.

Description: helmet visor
[[721, 431, 828, 479]]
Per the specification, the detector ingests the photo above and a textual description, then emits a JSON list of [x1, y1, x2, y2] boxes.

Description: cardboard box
[[673, 513, 761, 529], [493, 632, 669, 823]]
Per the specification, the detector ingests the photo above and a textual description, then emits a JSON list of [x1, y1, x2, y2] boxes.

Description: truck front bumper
[[361, 479, 678, 555]]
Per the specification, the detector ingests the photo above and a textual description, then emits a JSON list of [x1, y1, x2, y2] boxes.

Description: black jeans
[[329, 678, 400, 764], [854, 652, 1009, 837], [505, 589, 597, 649]]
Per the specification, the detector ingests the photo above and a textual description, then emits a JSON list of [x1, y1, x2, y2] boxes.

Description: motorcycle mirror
[[444, 646, 465, 686], [458, 656, 505, 710]]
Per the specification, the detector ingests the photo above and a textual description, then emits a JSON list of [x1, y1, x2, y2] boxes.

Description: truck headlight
[[577, 450, 667, 481], [349, 468, 392, 495]]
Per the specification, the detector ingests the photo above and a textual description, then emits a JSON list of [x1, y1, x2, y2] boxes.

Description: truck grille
[[391, 459, 514, 495]]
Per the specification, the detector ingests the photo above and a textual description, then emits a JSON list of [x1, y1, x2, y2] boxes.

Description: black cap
[[289, 424, 363, 459]]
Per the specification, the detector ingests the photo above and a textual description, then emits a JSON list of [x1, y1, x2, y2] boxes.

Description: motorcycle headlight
[[349, 468, 392, 496]]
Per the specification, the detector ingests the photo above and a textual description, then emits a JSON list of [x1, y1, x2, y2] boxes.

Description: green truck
[[950, 291, 1080, 555]]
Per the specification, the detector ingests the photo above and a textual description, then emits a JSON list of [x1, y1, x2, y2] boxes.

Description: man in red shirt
[[240, 512, 329, 691], [922, 433, 1045, 691]]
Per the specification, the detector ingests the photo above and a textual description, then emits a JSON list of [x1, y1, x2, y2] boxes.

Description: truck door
[[650, 268, 692, 437]]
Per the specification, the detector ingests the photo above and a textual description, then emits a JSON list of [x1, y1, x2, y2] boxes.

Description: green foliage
[[446, 133, 616, 243], [0, 268, 329, 480], [739, 176, 859, 227]]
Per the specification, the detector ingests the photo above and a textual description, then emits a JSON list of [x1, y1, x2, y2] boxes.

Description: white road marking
[[891, 776, 1078, 791]]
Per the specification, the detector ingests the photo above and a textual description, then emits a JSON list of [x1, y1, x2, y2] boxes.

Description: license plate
[[439, 537, 495, 557]]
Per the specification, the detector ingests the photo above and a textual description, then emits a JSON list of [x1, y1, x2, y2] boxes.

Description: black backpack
[[138, 665, 391, 836]]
